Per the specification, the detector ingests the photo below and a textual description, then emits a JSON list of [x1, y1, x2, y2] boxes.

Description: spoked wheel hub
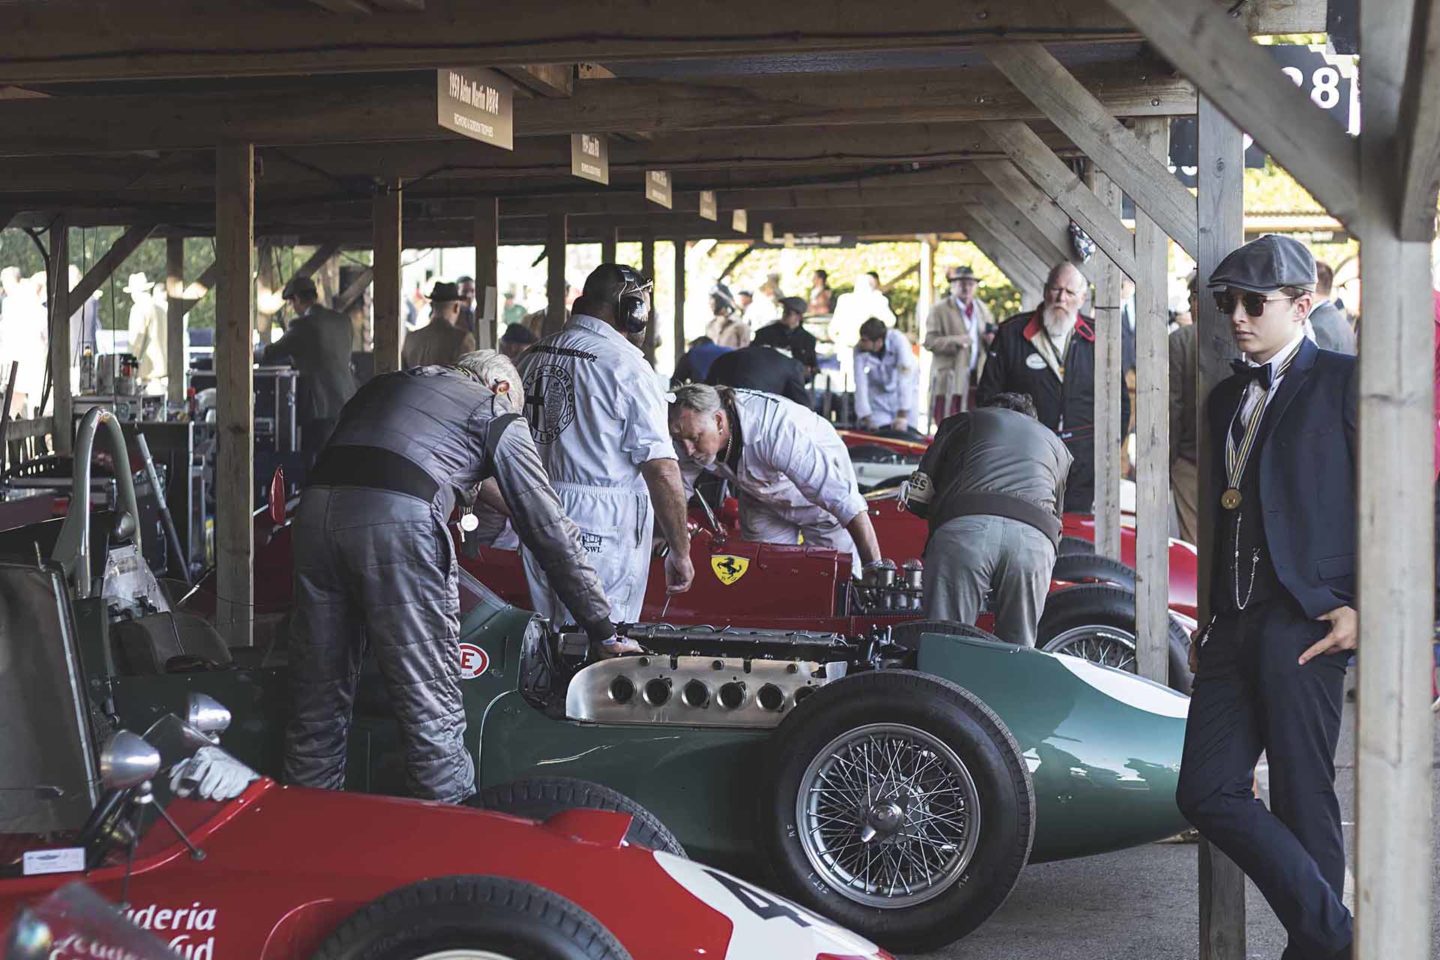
[[797, 722, 981, 909], [1043, 625, 1138, 673]]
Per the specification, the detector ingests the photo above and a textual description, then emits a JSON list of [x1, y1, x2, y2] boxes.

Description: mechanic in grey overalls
[[284, 350, 615, 803], [668, 383, 882, 574]]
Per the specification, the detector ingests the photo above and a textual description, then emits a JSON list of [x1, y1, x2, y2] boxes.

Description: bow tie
[[1230, 359, 1275, 390]]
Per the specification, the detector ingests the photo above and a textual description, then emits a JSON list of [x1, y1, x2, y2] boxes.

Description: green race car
[[35, 409, 1190, 953]]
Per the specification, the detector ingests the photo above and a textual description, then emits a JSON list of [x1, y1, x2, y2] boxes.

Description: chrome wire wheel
[[1043, 625, 1138, 672], [797, 722, 981, 909]]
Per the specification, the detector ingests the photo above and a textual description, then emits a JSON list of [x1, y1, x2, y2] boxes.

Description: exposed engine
[[847, 558, 925, 614], [565, 654, 840, 729]]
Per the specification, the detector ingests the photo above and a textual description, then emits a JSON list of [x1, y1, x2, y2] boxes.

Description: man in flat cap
[[264, 275, 357, 462], [498, 322, 537, 362], [924, 265, 993, 423], [1175, 234, 1356, 960], [753, 295, 819, 380], [403, 281, 478, 369]]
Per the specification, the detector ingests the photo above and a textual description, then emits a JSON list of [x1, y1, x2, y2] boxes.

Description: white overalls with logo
[[518, 314, 675, 623]]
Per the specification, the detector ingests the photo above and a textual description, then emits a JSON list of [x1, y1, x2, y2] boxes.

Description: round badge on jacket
[[1025, 353, 1048, 370]]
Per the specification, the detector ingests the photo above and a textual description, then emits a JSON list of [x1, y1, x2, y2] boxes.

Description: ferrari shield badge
[[710, 555, 750, 585]]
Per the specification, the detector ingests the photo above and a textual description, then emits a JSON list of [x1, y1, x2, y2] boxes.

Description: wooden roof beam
[[984, 41, 1198, 258], [1106, 0, 1361, 231], [0, 61, 1190, 158], [0, 0, 1322, 84], [982, 120, 1137, 278]]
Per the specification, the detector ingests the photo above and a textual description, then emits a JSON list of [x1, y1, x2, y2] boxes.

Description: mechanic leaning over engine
[[668, 383, 882, 574], [517, 264, 695, 638], [284, 350, 616, 804], [901, 392, 1071, 648]]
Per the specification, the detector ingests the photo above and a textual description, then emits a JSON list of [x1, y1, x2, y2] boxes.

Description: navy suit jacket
[[1205, 336, 1357, 618]]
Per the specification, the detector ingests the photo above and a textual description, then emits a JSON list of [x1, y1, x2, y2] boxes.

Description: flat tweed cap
[[1208, 234, 1317, 293]]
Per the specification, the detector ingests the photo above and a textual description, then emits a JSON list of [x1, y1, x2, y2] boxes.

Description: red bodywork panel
[[0, 781, 878, 959]]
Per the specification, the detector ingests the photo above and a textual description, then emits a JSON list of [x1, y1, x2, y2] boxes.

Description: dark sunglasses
[[1213, 290, 1298, 317]]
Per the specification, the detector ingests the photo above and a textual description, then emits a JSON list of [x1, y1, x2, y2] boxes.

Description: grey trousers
[[922, 514, 1056, 648], [284, 486, 473, 803]]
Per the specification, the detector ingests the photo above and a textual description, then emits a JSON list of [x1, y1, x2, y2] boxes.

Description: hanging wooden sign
[[437, 67, 514, 149], [645, 169, 673, 209], [570, 133, 609, 184], [731, 209, 748, 233], [698, 190, 718, 221]]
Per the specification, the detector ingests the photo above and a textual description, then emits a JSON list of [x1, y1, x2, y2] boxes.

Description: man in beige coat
[[924, 265, 993, 423], [402, 281, 477, 368]]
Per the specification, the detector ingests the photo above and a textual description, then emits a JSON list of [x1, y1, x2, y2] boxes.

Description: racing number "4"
[[701, 868, 812, 929]]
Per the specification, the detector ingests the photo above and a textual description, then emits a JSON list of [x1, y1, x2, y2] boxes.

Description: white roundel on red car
[[458, 643, 490, 679], [654, 852, 883, 959]]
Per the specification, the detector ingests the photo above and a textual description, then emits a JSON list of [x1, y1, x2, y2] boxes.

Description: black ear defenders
[[615, 265, 654, 334]]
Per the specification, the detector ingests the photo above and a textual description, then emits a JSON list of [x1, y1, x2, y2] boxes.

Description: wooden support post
[[166, 237, 186, 404], [673, 239, 687, 372], [985, 42, 1198, 259], [983, 121, 1138, 279], [371, 180, 402, 374], [474, 196, 499, 349], [1354, 1, 1436, 956], [601, 227, 618, 264], [544, 212, 568, 336], [1195, 97, 1246, 960], [640, 230, 657, 365], [46, 215, 69, 455], [1132, 118, 1170, 687], [291, 242, 341, 284], [917, 236, 936, 334], [1088, 168, 1123, 559], [215, 142, 254, 648], [964, 198, 1071, 279]]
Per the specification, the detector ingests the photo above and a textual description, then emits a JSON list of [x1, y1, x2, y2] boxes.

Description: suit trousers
[[1176, 599, 1351, 959], [1170, 455, 1199, 545]]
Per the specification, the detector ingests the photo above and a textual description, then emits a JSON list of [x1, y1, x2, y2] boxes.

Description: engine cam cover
[[565, 655, 836, 729]]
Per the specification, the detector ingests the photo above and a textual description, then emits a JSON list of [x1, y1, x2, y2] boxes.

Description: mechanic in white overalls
[[853, 316, 920, 433], [518, 264, 694, 634], [668, 383, 882, 573]]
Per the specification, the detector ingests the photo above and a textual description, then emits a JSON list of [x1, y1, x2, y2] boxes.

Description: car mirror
[[185, 693, 231, 739], [99, 731, 160, 790]]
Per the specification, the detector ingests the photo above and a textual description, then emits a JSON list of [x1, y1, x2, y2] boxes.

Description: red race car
[[1, 646, 887, 960]]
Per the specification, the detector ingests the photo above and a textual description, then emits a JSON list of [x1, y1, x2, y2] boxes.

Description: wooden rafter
[[69, 222, 156, 306], [0, 0, 1323, 84], [1398, 0, 1440, 240], [1105, 0, 1361, 230], [985, 42, 1198, 258], [0, 62, 1191, 158], [982, 120, 1137, 278]]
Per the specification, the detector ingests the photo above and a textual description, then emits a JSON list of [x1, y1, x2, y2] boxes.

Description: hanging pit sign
[[645, 169, 673, 209], [698, 190, 718, 221], [437, 67, 514, 150], [732, 209, 748, 233], [571, 133, 609, 185]]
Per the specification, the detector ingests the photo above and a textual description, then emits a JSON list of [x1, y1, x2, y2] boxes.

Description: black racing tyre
[[888, 619, 1005, 650], [760, 670, 1034, 953], [470, 776, 686, 858], [1058, 535, 1095, 556], [1037, 584, 1192, 694], [1051, 553, 1137, 590], [311, 875, 631, 960]]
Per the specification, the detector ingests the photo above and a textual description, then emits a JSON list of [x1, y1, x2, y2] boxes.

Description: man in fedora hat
[[924, 265, 993, 423], [264, 275, 357, 461], [402, 281, 478, 369]]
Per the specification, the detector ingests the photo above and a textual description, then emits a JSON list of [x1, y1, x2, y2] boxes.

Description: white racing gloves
[[168, 746, 259, 801]]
